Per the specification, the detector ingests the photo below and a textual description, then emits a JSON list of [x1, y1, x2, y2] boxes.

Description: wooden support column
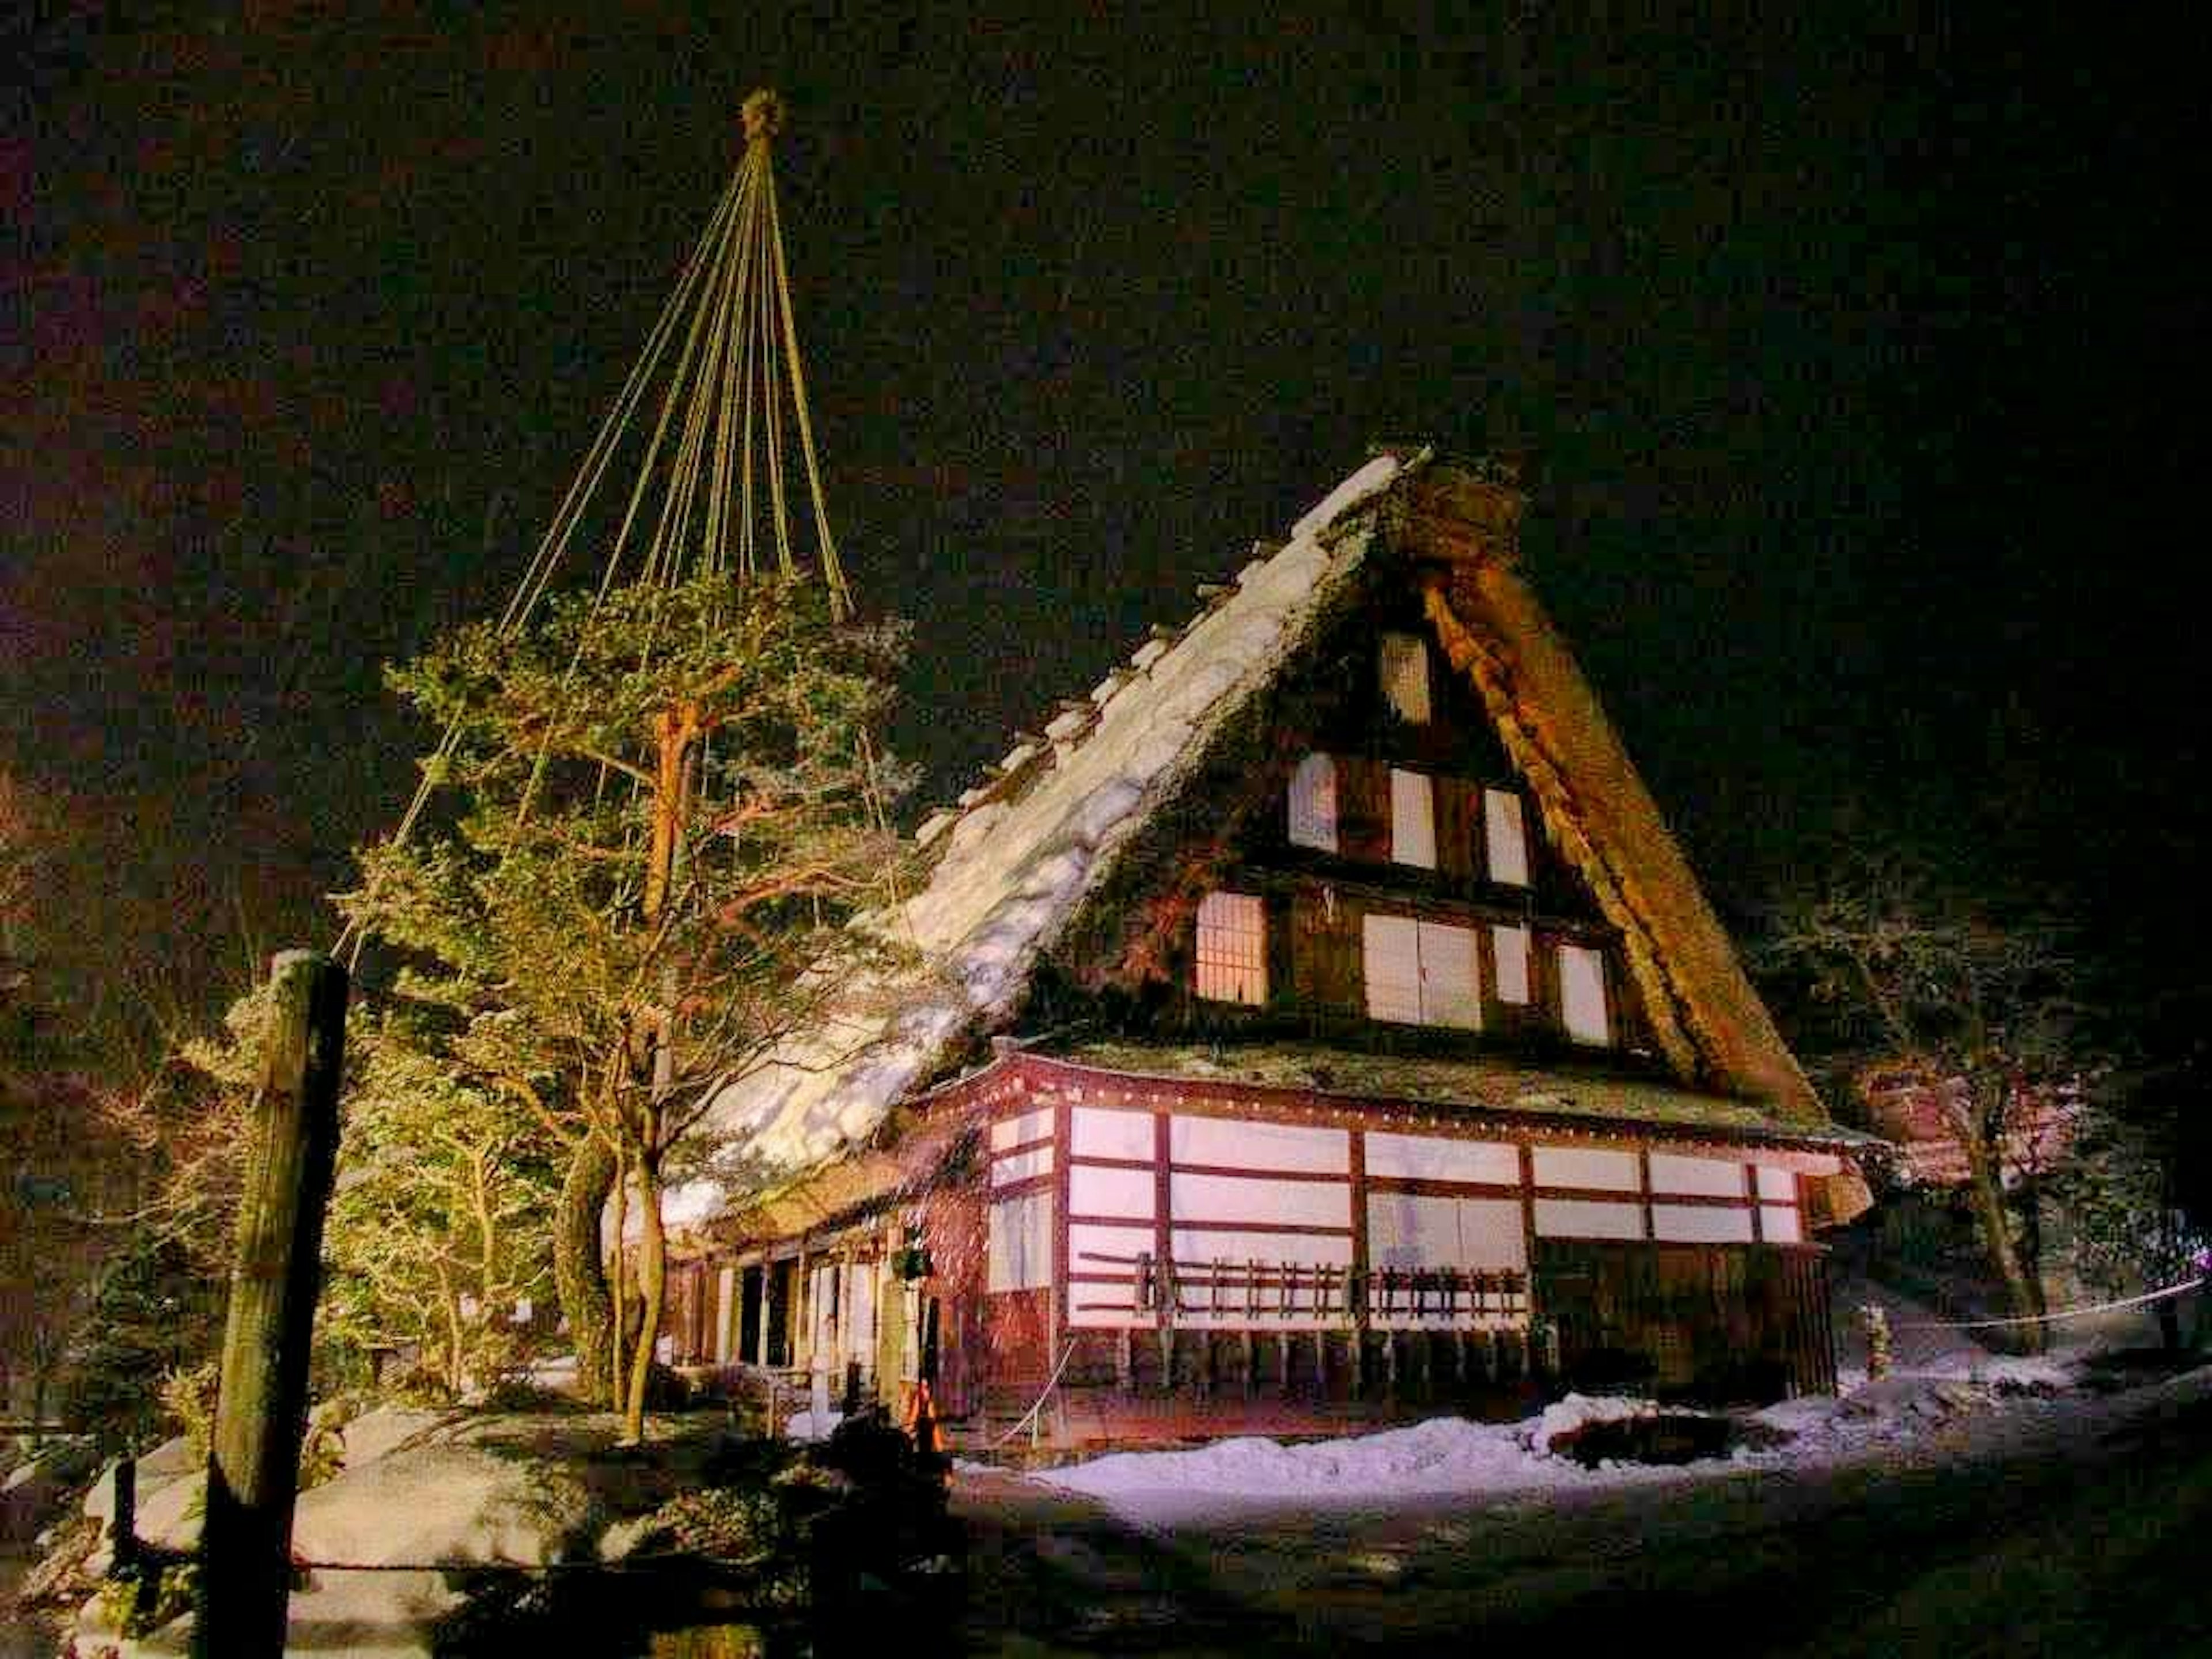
[[1348, 1129, 1369, 1400], [195, 952, 347, 1659]]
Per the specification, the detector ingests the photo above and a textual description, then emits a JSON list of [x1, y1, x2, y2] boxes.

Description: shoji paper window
[[1380, 631, 1432, 723], [1287, 752, 1339, 851]]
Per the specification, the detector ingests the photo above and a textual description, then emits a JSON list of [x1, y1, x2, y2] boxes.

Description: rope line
[[1887, 1275, 2205, 1332], [331, 86, 849, 962], [990, 1340, 1079, 1447]]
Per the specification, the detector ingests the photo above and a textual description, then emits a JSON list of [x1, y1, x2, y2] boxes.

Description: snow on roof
[[673, 453, 1416, 1222]]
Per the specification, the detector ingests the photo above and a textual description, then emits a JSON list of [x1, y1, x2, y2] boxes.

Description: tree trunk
[[621, 1153, 666, 1446], [609, 1146, 629, 1412], [552, 1135, 616, 1407], [1959, 1101, 2044, 1353]]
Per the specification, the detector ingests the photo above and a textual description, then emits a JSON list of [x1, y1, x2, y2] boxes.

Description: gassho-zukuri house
[[656, 447, 1879, 1443]]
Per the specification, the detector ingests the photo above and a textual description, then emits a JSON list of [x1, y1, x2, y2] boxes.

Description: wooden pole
[[194, 950, 346, 1659]]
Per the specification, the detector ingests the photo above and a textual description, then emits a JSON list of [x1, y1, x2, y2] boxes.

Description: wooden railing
[[1076, 1247, 1531, 1326]]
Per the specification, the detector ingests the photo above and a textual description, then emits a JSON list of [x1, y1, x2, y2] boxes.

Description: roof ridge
[[914, 449, 1429, 853]]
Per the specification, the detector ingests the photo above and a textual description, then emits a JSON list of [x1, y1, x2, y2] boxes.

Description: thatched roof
[[672, 449, 1831, 1234]]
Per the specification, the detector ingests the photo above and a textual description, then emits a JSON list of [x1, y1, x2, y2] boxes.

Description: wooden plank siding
[[1533, 1238, 1836, 1400]]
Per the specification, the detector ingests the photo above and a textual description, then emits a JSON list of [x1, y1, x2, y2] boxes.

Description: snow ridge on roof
[[677, 453, 1418, 1222]]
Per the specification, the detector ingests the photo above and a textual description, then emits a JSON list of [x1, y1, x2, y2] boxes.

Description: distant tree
[[342, 571, 911, 1439], [2056, 1100, 2207, 1352], [1763, 848, 2086, 1350], [0, 772, 115, 1431]]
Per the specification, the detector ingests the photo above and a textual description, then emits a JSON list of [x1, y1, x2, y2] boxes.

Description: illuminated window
[[1389, 769, 1437, 869], [1484, 788, 1529, 886], [1195, 891, 1267, 1005], [1492, 924, 1531, 1005], [1560, 943, 1610, 1045], [1287, 752, 1339, 851], [1380, 632, 1432, 723], [1363, 915, 1481, 1029]]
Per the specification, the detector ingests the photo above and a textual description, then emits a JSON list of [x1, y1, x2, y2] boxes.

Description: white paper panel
[[1532, 1146, 1639, 1192], [1170, 1115, 1349, 1172], [1457, 1198, 1528, 1268], [844, 1264, 877, 1363], [715, 1266, 737, 1363], [1288, 752, 1339, 851], [987, 1192, 1054, 1291], [1068, 1302, 1151, 1328], [1484, 788, 1529, 886], [1762, 1205, 1804, 1244], [1653, 1203, 1755, 1244], [1420, 921, 1482, 1030], [1757, 1165, 1798, 1202], [1366, 1192, 1460, 1269], [1071, 1106, 1156, 1162], [1534, 1198, 1645, 1240], [1649, 1153, 1747, 1197], [1068, 1220, 1153, 1276], [1363, 913, 1422, 1024], [1364, 1194, 1528, 1272], [1493, 924, 1532, 1005], [1168, 1228, 1353, 1267], [1391, 770, 1437, 869], [990, 1105, 1054, 1151], [1560, 944, 1610, 1046], [991, 1145, 1054, 1186], [1172, 1172, 1350, 1227], [1069, 1163, 1155, 1218], [1362, 1131, 1520, 1185]]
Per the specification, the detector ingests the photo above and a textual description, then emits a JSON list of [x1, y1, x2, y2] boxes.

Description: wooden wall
[[1533, 1238, 1835, 1400]]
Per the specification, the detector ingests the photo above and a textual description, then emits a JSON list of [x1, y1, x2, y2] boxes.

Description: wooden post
[[111, 1455, 138, 1580], [194, 951, 346, 1659]]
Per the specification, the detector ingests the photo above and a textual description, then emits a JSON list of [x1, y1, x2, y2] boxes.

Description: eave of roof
[[1018, 1041, 1880, 1154]]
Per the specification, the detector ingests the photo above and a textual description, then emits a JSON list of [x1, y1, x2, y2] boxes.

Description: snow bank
[[1024, 1343, 2137, 1527], [1031, 1396, 1715, 1524]]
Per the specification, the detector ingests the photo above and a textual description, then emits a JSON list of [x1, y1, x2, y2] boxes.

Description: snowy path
[[953, 1361, 2212, 1656]]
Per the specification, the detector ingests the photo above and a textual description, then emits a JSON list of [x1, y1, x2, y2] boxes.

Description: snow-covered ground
[[1014, 1299, 2189, 1528]]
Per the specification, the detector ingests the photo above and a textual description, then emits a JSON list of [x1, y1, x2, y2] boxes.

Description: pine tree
[[342, 571, 911, 1436]]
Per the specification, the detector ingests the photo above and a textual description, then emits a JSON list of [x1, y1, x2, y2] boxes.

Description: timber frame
[[665, 450, 1878, 1445]]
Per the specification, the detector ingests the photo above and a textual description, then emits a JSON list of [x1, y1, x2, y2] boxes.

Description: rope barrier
[[1889, 1275, 2205, 1332], [990, 1340, 1078, 1448]]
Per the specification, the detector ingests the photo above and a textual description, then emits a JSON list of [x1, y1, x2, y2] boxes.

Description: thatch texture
[[1412, 509, 1823, 1123]]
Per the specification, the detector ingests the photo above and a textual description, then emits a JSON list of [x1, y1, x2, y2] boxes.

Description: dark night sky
[[4, 5, 2207, 1025]]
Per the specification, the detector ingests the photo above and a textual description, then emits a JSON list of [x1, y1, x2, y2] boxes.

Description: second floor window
[[1363, 914, 1481, 1029], [1380, 631, 1432, 722], [1389, 769, 1437, 869], [1287, 752, 1338, 852], [1560, 942, 1611, 1044], [1484, 788, 1530, 886], [1195, 890, 1268, 1005]]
